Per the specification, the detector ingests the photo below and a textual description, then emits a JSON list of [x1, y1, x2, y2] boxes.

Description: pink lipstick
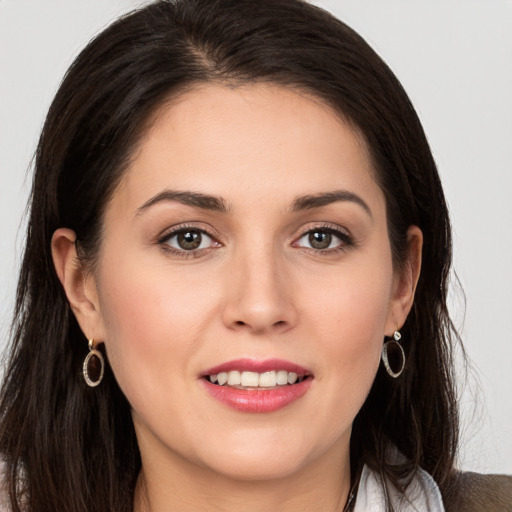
[[200, 358, 313, 413]]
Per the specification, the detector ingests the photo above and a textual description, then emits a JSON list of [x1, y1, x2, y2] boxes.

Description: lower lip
[[201, 378, 313, 413]]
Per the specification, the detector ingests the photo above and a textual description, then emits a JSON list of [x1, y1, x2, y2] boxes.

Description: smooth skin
[[52, 84, 422, 512]]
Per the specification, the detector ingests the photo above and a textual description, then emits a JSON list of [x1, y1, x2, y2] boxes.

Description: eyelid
[[157, 222, 220, 242], [292, 223, 354, 252], [157, 223, 222, 256]]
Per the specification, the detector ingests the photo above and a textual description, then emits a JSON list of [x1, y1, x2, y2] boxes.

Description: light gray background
[[1, 1, 511, 474]]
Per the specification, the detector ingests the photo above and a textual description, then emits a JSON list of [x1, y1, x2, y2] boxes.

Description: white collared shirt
[[353, 464, 445, 512]]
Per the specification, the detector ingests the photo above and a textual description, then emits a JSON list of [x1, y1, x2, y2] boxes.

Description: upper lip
[[201, 358, 311, 377]]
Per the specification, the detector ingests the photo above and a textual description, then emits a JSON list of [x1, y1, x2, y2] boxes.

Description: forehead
[[113, 83, 382, 215]]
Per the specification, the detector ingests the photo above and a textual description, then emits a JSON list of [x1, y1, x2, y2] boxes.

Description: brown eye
[[164, 229, 215, 252], [177, 230, 202, 250], [308, 231, 332, 250], [295, 227, 352, 253]]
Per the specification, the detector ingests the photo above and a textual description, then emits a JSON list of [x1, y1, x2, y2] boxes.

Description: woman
[[0, 0, 510, 511]]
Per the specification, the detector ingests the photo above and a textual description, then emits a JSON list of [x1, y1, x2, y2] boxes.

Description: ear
[[51, 228, 106, 342], [385, 225, 423, 334]]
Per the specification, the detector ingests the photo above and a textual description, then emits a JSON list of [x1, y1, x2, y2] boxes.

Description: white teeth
[[208, 370, 306, 387], [227, 370, 241, 386], [259, 371, 277, 387], [287, 372, 298, 384], [276, 370, 288, 385], [241, 371, 259, 387]]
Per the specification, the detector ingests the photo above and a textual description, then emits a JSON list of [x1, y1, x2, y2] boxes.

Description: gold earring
[[83, 339, 105, 387], [381, 330, 405, 378]]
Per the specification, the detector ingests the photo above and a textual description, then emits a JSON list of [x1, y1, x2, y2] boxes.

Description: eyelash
[[158, 224, 221, 259], [293, 224, 354, 255], [157, 223, 354, 258]]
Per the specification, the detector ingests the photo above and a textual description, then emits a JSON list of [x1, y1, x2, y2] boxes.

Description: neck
[[133, 445, 352, 512]]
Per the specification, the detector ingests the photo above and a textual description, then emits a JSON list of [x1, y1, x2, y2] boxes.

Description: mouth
[[200, 359, 313, 413], [205, 370, 309, 389]]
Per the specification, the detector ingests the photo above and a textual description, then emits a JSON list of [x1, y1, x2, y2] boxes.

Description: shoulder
[[443, 471, 512, 512], [354, 464, 445, 511]]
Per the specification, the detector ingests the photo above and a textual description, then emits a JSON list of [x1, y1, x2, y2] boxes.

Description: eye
[[294, 227, 351, 252], [162, 228, 217, 252]]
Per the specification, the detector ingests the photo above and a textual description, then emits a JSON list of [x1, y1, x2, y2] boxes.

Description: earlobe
[[386, 225, 423, 333], [51, 228, 104, 340]]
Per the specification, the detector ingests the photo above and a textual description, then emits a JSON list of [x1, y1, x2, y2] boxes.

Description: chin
[[206, 454, 308, 482], [193, 434, 323, 483]]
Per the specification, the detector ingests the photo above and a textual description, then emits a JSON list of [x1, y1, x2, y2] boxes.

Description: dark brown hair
[[0, 1, 459, 510]]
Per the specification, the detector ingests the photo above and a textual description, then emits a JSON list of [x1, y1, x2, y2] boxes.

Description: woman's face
[[81, 84, 414, 481]]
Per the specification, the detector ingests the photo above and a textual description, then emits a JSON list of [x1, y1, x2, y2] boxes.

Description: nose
[[221, 242, 298, 335]]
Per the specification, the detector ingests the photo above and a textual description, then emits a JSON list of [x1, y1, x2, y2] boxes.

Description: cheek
[[299, 257, 394, 405], [94, 253, 218, 401], [302, 259, 394, 344]]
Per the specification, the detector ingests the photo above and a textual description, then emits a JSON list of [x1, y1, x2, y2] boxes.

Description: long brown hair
[[0, 1, 459, 510]]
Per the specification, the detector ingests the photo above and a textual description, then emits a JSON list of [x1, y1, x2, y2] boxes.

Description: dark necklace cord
[[342, 465, 362, 512], [343, 487, 357, 512]]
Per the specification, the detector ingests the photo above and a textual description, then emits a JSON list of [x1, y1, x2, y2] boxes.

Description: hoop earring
[[381, 330, 405, 378], [83, 339, 105, 387]]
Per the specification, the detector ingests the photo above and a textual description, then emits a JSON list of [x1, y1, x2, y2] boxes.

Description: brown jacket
[[443, 471, 512, 512]]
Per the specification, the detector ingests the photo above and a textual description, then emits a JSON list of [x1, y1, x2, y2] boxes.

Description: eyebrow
[[136, 188, 371, 218], [290, 190, 372, 218], [136, 189, 229, 215]]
